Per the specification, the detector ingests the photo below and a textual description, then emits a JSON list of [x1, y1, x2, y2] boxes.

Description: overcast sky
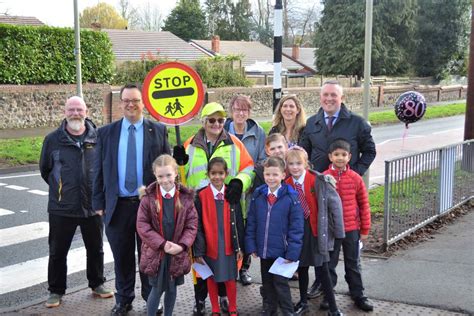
[[1, 0, 311, 28]]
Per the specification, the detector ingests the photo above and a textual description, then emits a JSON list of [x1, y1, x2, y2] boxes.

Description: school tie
[[327, 116, 335, 131], [216, 192, 224, 201], [295, 182, 311, 219], [125, 125, 137, 193], [267, 193, 277, 206], [164, 193, 172, 199]]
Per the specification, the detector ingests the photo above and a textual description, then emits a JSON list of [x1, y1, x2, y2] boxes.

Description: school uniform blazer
[[92, 118, 171, 226]]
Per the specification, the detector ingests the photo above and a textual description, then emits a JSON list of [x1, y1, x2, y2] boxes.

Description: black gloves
[[225, 179, 243, 204], [173, 145, 189, 166]]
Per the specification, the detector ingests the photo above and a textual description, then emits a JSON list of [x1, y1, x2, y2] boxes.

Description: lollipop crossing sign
[[142, 62, 205, 125]]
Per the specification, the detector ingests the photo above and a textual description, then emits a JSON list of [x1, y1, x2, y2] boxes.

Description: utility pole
[[362, 0, 373, 187], [465, 1, 474, 141], [74, 0, 83, 98], [273, 0, 283, 113]]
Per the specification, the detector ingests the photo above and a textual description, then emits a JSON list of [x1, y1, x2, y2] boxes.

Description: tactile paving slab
[[10, 274, 466, 316]]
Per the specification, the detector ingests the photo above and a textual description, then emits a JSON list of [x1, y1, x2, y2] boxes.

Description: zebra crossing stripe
[[27, 189, 48, 196], [5, 185, 28, 190], [0, 222, 49, 247], [0, 208, 15, 217], [0, 242, 114, 295]]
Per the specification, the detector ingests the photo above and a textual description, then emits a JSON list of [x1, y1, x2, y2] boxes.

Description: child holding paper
[[245, 156, 304, 316], [193, 157, 245, 315], [285, 147, 345, 316]]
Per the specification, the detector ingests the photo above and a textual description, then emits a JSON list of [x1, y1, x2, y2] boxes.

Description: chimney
[[292, 45, 300, 60], [211, 35, 220, 53]]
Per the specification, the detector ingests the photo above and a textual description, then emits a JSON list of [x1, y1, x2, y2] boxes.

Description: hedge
[[0, 24, 114, 84]]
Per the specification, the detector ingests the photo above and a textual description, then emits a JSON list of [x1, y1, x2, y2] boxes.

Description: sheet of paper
[[192, 261, 214, 280], [268, 257, 299, 279]]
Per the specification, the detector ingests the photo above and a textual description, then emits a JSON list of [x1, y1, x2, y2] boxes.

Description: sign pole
[[175, 125, 187, 185]]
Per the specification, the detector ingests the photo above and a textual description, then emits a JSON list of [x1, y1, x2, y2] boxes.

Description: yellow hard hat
[[200, 102, 227, 119]]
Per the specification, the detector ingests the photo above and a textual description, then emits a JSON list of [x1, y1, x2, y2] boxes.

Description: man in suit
[[93, 83, 170, 316]]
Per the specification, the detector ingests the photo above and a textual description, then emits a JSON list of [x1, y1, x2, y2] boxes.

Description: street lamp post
[[73, 0, 83, 98], [362, 0, 373, 188]]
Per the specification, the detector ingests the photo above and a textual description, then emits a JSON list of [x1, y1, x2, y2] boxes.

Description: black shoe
[[354, 297, 374, 312], [307, 282, 323, 299], [320, 298, 329, 311], [328, 310, 344, 316], [156, 301, 163, 315], [239, 270, 252, 286], [193, 300, 206, 316], [294, 301, 309, 315], [219, 296, 229, 313], [111, 303, 132, 316]]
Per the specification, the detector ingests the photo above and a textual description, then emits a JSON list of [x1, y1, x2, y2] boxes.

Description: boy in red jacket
[[323, 138, 373, 312]]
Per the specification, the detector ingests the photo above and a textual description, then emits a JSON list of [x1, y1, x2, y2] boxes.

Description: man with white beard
[[40, 96, 113, 308]]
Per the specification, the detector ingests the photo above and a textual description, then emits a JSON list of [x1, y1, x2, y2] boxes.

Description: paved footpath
[[4, 210, 472, 316], [3, 276, 466, 316]]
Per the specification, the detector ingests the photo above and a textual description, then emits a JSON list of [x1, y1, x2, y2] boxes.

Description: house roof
[[103, 29, 212, 62], [282, 47, 316, 71], [0, 15, 44, 26], [191, 40, 304, 71]]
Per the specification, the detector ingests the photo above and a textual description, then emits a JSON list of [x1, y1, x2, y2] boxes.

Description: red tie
[[267, 193, 277, 206], [164, 193, 172, 199], [216, 192, 224, 201], [295, 182, 310, 219]]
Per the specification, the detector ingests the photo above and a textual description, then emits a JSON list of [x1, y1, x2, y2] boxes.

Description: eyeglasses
[[233, 108, 249, 114], [121, 99, 142, 106], [207, 118, 226, 124]]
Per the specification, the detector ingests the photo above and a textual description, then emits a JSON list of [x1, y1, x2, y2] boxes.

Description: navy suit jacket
[[92, 118, 170, 226]]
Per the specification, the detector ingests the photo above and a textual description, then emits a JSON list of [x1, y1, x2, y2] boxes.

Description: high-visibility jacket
[[183, 129, 254, 192]]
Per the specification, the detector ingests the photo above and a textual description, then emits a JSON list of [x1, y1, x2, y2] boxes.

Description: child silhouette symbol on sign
[[165, 102, 175, 116], [173, 98, 184, 116]]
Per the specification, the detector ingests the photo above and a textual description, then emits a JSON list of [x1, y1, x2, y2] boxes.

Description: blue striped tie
[[125, 125, 137, 193]]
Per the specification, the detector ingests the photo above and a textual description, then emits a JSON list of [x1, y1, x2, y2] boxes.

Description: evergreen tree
[[162, 0, 207, 41], [205, 0, 252, 41], [413, 0, 470, 79], [313, 0, 417, 77]]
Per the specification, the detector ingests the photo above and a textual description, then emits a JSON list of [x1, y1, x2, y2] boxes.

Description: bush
[[0, 24, 114, 84], [195, 55, 251, 88], [112, 51, 168, 85]]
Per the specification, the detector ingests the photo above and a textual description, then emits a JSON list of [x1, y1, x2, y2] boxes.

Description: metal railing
[[383, 140, 474, 248]]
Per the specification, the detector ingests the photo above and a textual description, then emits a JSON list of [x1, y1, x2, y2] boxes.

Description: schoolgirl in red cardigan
[[285, 146, 345, 316], [193, 157, 245, 315]]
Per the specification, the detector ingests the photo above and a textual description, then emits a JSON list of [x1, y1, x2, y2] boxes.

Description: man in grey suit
[[93, 83, 170, 316]]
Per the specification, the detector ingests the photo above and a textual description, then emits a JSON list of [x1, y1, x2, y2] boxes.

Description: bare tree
[[287, 3, 321, 46], [117, 0, 140, 29], [251, 0, 273, 46], [137, 1, 163, 31]]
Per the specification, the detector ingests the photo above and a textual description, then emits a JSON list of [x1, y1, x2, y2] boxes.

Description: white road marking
[[376, 135, 425, 146], [28, 189, 48, 196], [0, 242, 114, 295], [0, 173, 40, 180], [0, 208, 15, 216], [19, 210, 28, 213], [0, 182, 7, 186], [0, 222, 49, 247], [5, 185, 29, 191], [432, 128, 463, 135]]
